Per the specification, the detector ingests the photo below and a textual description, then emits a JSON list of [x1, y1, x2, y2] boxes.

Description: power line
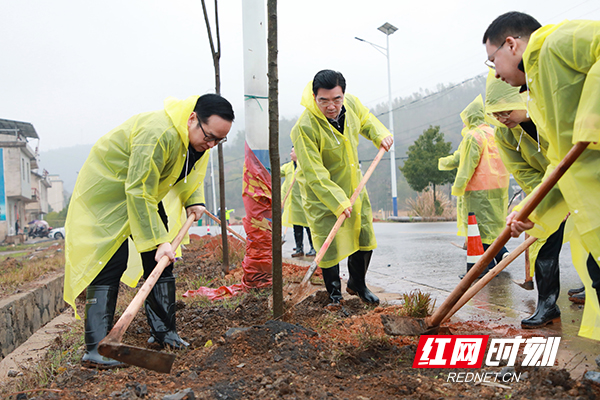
[[375, 72, 487, 118]]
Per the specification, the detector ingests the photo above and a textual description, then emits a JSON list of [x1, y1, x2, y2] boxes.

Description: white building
[[0, 119, 42, 240], [47, 174, 65, 213]]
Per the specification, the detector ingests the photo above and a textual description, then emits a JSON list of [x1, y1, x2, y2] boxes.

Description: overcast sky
[[1, 0, 599, 151]]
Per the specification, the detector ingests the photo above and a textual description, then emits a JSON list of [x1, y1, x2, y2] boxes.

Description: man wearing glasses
[[64, 94, 234, 368], [484, 70, 579, 328], [291, 69, 393, 307], [483, 12, 600, 341]]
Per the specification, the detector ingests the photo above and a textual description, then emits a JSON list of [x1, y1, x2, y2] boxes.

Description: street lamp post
[[356, 22, 398, 216]]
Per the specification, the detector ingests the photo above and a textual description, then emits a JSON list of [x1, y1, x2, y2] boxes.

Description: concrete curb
[[0, 272, 66, 360], [387, 216, 456, 222]]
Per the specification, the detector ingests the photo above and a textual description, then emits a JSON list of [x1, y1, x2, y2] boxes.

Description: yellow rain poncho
[[438, 95, 509, 244], [517, 19, 600, 339], [485, 69, 565, 270], [64, 95, 209, 318], [280, 161, 308, 228], [291, 82, 391, 269]]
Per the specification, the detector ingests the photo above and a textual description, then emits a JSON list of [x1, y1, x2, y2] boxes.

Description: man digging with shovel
[[483, 12, 600, 342], [291, 70, 393, 307], [64, 94, 234, 368], [483, 69, 580, 329]]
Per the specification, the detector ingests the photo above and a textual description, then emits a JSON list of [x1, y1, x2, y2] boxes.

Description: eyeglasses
[[484, 36, 520, 70], [198, 121, 227, 144], [316, 97, 343, 107], [491, 110, 513, 119]]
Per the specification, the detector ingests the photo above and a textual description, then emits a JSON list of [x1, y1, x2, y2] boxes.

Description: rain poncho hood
[[517, 20, 600, 339], [291, 82, 390, 268], [438, 95, 509, 243], [281, 161, 308, 228], [484, 70, 551, 195], [459, 95, 486, 134], [64, 95, 209, 318]]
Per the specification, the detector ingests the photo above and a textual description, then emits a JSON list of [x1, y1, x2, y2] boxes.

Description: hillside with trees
[[40, 74, 487, 216]]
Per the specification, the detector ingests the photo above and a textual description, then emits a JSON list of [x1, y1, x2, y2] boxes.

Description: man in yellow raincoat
[[64, 94, 234, 368], [281, 147, 316, 258], [438, 95, 510, 278], [485, 70, 572, 328], [483, 12, 600, 341], [291, 70, 393, 306]]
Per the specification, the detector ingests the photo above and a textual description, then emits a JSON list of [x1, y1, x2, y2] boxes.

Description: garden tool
[[442, 234, 538, 323], [98, 214, 195, 373], [283, 147, 386, 308], [512, 233, 535, 290], [205, 210, 247, 244], [379, 141, 589, 336]]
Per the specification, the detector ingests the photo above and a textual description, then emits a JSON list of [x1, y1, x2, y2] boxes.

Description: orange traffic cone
[[462, 212, 485, 278]]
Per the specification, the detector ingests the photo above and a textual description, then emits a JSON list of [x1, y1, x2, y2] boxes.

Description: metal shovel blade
[[511, 279, 535, 290], [380, 314, 440, 336], [98, 342, 176, 374]]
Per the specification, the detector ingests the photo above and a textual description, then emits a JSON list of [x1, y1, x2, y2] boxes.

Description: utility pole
[[355, 22, 398, 216]]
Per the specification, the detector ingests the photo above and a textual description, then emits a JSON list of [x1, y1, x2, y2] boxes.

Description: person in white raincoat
[[483, 11, 600, 343], [64, 94, 234, 368], [291, 70, 393, 306]]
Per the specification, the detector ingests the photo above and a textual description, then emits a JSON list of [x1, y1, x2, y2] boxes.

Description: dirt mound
[[4, 236, 600, 399]]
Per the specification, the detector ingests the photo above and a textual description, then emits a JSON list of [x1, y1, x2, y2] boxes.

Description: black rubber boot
[[82, 285, 128, 369], [292, 225, 304, 257], [346, 251, 379, 305], [521, 259, 561, 328], [145, 277, 189, 349], [321, 265, 343, 306]]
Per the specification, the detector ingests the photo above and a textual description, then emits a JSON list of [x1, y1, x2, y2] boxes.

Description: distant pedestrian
[[438, 95, 510, 278], [281, 147, 316, 258]]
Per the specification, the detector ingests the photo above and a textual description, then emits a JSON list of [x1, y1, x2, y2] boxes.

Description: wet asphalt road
[[193, 220, 600, 371], [195, 221, 585, 329]]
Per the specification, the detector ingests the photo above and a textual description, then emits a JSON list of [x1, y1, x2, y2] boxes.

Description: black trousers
[[90, 202, 174, 287], [538, 221, 566, 261], [587, 254, 600, 292], [293, 225, 314, 250], [330, 250, 373, 271]]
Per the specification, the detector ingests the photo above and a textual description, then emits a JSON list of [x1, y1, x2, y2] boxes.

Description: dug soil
[[3, 235, 600, 399]]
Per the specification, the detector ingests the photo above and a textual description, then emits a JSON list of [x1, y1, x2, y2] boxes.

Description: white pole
[[386, 33, 398, 216], [242, 0, 269, 166]]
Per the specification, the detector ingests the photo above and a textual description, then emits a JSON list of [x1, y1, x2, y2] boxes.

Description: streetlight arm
[[354, 37, 387, 56]]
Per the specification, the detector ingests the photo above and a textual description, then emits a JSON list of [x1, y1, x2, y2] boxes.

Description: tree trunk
[[267, 0, 282, 319]]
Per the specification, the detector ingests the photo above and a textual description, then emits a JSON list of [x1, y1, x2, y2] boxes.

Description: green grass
[[398, 289, 435, 318]]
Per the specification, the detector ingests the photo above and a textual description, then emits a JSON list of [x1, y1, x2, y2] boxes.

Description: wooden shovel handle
[[442, 235, 538, 323], [426, 141, 589, 328], [101, 214, 196, 344], [313, 147, 386, 267], [299, 147, 387, 284], [524, 233, 532, 282], [205, 211, 247, 244]]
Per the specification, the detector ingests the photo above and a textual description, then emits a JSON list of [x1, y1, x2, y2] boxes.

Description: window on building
[[22, 159, 25, 181], [27, 162, 30, 183]]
